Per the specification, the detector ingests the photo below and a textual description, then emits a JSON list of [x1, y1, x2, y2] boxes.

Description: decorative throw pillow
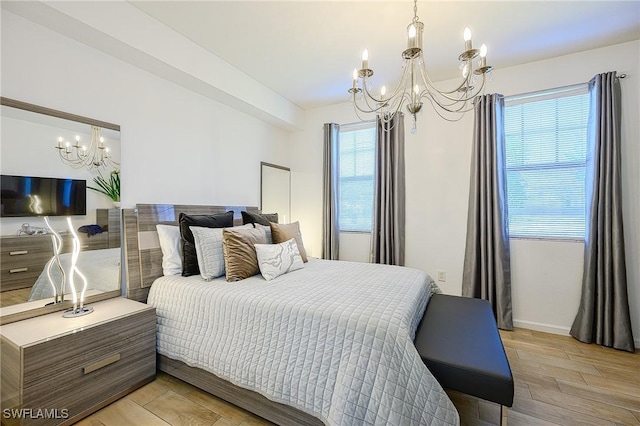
[[179, 211, 234, 276], [222, 227, 267, 282], [156, 224, 182, 276], [270, 221, 308, 262], [191, 224, 253, 281], [253, 223, 273, 244], [255, 238, 303, 281], [241, 211, 278, 226]]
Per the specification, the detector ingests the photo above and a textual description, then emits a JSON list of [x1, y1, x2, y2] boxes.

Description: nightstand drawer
[[22, 308, 156, 388], [21, 334, 155, 425]]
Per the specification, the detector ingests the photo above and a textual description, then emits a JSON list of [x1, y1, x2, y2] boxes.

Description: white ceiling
[[129, 1, 640, 110]]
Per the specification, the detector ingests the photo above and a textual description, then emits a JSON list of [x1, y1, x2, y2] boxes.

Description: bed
[[28, 247, 121, 301], [123, 204, 459, 425]]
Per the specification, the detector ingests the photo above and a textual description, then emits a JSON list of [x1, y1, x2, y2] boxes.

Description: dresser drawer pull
[[9, 267, 28, 273], [9, 250, 28, 256], [83, 353, 121, 375]]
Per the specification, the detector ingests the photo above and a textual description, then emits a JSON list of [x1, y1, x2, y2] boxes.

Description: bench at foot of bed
[[415, 294, 514, 426]]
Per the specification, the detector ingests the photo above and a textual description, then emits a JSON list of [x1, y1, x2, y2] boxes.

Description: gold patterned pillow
[[222, 227, 267, 281]]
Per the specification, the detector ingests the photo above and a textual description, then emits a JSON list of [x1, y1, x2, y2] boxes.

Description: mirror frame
[[0, 97, 122, 325], [260, 162, 291, 222]]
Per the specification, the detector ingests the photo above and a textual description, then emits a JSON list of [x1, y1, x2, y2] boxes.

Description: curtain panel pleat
[[322, 123, 340, 260], [570, 72, 635, 352], [370, 113, 405, 266], [462, 94, 513, 330]]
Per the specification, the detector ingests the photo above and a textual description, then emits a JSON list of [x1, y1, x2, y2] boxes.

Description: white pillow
[[156, 224, 182, 276], [191, 224, 253, 281], [255, 238, 303, 281]]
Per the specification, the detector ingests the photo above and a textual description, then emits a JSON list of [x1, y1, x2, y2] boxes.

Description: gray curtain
[[462, 94, 513, 330], [570, 72, 635, 352], [322, 123, 340, 260], [370, 113, 405, 265]]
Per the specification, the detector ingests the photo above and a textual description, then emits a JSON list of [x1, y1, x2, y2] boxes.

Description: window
[[338, 122, 376, 232], [504, 85, 590, 240]]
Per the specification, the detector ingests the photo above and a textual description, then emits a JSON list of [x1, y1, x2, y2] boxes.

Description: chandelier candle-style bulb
[[464, 27, 472, 51], [361, 49, 369, 70], [480, 44, 487, 67], [408, 24, 417, 49], [381, 85, 387, 99]]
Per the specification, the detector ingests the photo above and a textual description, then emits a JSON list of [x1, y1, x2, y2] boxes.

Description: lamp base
[[63, 306, 94, 318]]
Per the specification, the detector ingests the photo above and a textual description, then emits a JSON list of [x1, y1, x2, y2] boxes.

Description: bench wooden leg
[[500, 405, 508, 426]]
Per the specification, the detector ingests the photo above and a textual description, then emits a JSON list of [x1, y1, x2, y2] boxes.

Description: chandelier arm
[[425, 86, 473, 112], [353, 90, 386, 114], [422, 95, 473, 122], [420, 61, 479, 98]]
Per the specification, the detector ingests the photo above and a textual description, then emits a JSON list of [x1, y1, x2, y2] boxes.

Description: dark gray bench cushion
[[414, 294, 514, 407]]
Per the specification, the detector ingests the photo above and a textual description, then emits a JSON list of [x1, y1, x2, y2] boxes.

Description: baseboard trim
[[514, 319, 640, 349], [513, 319, 571, 336]]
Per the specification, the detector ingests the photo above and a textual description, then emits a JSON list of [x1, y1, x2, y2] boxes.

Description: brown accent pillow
[[270, 221, 308, 262], [222, 227, 267, 281]]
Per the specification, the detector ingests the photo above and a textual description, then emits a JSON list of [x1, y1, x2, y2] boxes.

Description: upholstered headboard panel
[[123, 204, 259, 301]]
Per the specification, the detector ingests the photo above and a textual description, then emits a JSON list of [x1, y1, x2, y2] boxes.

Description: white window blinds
[[504, 84, 590, 240], [338, 122, 376, 232]]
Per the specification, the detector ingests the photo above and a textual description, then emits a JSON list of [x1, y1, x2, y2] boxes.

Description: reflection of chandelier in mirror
[[55, 125, 119, 170], [349, 0, 494, 129]]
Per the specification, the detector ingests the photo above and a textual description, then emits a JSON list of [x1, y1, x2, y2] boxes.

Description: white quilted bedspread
[[147, 259, 459, 425]]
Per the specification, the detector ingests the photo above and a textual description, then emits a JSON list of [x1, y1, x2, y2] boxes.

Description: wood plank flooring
[[77, 328, 639, 426]]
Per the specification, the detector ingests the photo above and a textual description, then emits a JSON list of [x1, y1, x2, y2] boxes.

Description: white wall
[[1, 11, 290, 215], [291, 41, 640, 345]]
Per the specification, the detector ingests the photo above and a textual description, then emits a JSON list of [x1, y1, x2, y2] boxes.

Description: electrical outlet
[[437, 270, 446, 282]]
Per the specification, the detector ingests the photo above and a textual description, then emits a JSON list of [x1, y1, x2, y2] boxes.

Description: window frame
[[337, 120, 376, 233], [504, 83, 590, 242]]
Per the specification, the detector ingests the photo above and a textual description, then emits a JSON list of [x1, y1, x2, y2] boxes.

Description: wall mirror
[[260, 162, 291, 223], [0, 98, 122, 324]]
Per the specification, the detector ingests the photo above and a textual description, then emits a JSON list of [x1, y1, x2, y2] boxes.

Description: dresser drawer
[[0, 267, 41, 292], [1, 236, 54, 256]]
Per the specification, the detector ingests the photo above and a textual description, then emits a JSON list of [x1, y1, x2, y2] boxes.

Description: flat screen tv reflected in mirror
[[0, 174, 86, 217]]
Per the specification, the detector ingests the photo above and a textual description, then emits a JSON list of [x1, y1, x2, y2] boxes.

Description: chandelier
[[349, 0, 494, 129], [55, 125, 119, 170]]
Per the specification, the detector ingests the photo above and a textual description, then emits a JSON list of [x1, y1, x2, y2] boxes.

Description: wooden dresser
[[0, 298, 156, 425], [0, 209, 120, 293]]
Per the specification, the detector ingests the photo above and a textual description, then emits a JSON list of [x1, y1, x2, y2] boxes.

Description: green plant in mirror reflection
[[88, 169, 120, 202]]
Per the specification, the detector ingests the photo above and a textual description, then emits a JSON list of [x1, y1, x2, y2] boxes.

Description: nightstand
[[0, 298, 156, 425]]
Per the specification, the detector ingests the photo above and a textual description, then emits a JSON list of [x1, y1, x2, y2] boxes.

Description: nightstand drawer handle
[[9, 250, 28, 256], [84, 353, 121, 375], [9, 268, 28, 273]]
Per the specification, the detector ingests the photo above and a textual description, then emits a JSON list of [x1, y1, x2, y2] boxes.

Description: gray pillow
[[191, 224, 253, 281], [179, 211, 234, 277]]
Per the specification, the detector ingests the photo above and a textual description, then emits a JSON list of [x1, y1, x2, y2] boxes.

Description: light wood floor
[[77, 328, 639, 426]]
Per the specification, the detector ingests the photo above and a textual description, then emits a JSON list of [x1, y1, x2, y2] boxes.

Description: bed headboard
[[123, 204, 259, 301]]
